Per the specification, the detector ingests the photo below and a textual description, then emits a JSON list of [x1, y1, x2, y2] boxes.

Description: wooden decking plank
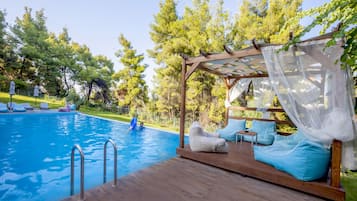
[[177, 141, 345, 201], [63, 157, 325, 201]]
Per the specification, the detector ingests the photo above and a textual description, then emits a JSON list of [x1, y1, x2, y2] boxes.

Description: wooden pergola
[[177, 32, 345, 201]]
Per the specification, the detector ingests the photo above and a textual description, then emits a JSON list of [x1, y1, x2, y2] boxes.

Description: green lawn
[[342, 171, 357, 201], [79, 106, 178, 132], [0, 92, 64, 109]]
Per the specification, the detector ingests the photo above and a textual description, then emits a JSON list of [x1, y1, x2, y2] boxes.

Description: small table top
[[238, 130, 257, 136]]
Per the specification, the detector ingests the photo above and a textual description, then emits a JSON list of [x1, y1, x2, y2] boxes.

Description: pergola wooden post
[[179, 58, 187, 148], [331, 139, 342, 188], [224, 78, 230, 126]]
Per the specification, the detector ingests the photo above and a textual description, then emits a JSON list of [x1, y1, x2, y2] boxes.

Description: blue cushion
[[254, 139, 330, 181], [216, 119, 246, 141], [274, 130, 306, 147], [245, 120, 276, 145]]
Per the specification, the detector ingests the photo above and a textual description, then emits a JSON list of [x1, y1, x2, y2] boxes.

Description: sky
[[1, 0, 329, 90]]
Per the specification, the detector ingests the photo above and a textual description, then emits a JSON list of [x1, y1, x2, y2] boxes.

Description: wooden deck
[[63, 157, 326, 201], [177, 142, 345, 201]]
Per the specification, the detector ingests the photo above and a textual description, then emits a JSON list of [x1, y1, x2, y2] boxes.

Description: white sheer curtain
[[262, 39, 357, 170], [225, 78, 251, 107], [252, 78, 275, 118]]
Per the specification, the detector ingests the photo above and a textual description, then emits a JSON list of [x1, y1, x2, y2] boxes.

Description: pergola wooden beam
[[226, 78, 241, 89], [252, 38, 260, 50], [185, 48, 262, 65], [223, 45, 234, 54], [184, 32, 335, 66], [185, 62, 201, 81]]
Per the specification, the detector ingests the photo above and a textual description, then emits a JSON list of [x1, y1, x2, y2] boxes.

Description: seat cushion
[[190, 122, 228, 153], [247, 120, 276, 145], [216, 119, 246, 141], [254, 140, 330, 181]]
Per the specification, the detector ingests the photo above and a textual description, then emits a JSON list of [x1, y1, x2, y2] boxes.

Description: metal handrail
[[70, 144, 85, 200], [103, 139, 118, 187]]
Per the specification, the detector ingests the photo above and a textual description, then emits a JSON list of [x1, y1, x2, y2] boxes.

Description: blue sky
[[1, 0, 329, 89]]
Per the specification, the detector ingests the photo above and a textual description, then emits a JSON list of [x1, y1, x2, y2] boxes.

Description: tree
[[10, 7, 57, 92], [0, 10, 18, 90], [46, 28, 78, 96], [149, 0, 232, 126], [283, 0, 356, 72], [113, 34, 148, 114], [206, 0, 231, 52], [182, 0, 215, 123], [231, 0, 303, 47], [74, 43, 114, 103], [148, 0, 183, 121]]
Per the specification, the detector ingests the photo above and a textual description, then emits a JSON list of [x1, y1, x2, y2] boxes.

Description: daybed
[[189, 121, 228, 153], [254, 131, 331, 181]]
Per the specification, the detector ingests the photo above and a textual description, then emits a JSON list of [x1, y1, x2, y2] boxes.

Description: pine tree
[[148, 0, 183, 121], [149, 0, 232, 125], [10, 7, 55, 91], [74, 43, 114, 103], [231, 0, 302, 47], [46, 28, 78, 96], [113, 34, 148, 114], [0, 10, 18, 90]]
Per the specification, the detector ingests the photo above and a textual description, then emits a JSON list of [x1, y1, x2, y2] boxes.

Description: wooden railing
[[227, 106, 295, 135]]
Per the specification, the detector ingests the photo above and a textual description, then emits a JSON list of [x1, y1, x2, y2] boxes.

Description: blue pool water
[[0, 112, 186, 201]]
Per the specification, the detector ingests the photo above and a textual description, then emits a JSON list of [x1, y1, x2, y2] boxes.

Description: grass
[[0, 92, 64, 109], [79, 106, 179, 133], [79, 106, 132, 122], [341, 171, 357, 201]]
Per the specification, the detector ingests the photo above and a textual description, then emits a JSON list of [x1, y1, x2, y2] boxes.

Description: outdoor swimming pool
[[0, 112, 186, 201]]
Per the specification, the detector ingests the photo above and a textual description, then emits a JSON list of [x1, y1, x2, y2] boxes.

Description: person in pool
[[139, 121, 144, 129]]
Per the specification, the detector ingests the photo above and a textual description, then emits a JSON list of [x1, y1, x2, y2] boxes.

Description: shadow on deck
[[177, 141, 345, 201], [63, 142, 339, 201]]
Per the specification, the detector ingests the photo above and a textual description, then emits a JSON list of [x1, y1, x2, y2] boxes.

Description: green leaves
[[232, 0, 303, 47], [0, 7, 115, 102], [113, 34, 148, 113], [285, 0, 357, 73]]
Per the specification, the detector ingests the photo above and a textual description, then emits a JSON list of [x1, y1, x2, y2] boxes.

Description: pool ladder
[[70, 145, 85, 200], [103, 139, 118, 186], [70, 139, 118, 200]]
